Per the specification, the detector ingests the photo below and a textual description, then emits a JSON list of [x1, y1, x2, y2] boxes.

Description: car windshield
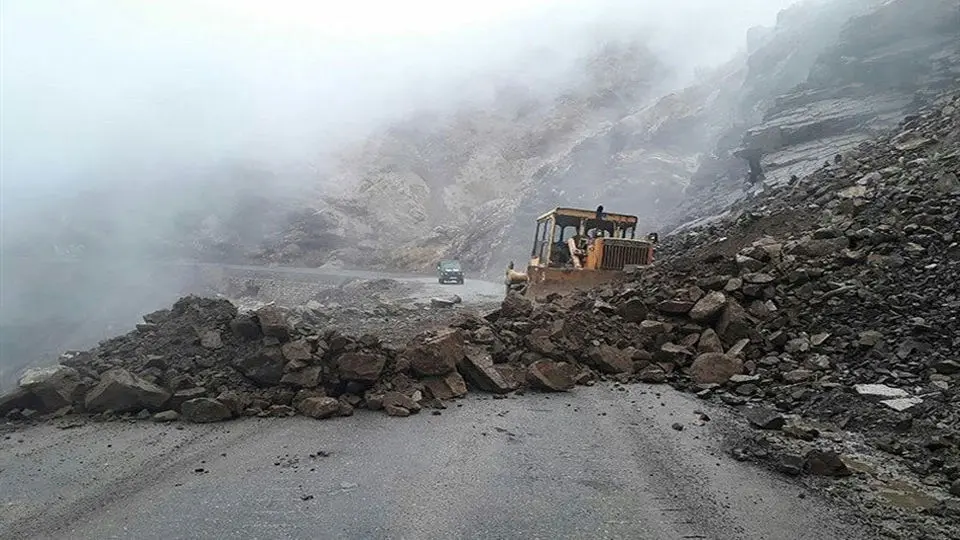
[[440, 261, 461, 271]]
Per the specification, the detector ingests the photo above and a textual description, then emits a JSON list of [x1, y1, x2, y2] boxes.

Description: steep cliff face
[[672, 0, 960, 231], [262, 0, 959, 276]]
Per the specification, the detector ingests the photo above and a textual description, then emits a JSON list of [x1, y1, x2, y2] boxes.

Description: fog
[[0, 0, 799, 387]]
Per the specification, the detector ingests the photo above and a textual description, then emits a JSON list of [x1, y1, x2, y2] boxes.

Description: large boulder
[[381, 392, 422, 417], [0, 388, 43, 416], [298, 396, 341, 419], [500, 292, 533, 319], [526, 360, 576, 391], [280, 366, 323, 388], [657, 299, 695, 315], [199, 330, 223, 350], [715, 301, 756, 345], [180, 398, 232, 423], [169, 387, 209, 411], [697, 328, 724, 354], [18, 365, 81, 412], [281, 339, 313, 362], [230, 313, 262, 340], [216, 390, 254, 416], [689, 292, 727, 322], [527, 329, 559, 357], [688, 353, 744, 384], [458, 347, 517, 394], [255, 305, 292, 341], [422, 372, 469, 400], [84, 369, 171, 412], [586, 345, 633, 374], [338, 353, 387, 383], [233, 347, 286, 386], [618, 297, 648, 322], [404, 329, 465, 377]]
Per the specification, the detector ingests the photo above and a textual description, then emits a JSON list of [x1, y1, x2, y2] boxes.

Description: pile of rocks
[[533, 91, 959, 483], [0, 296, 488, 423]]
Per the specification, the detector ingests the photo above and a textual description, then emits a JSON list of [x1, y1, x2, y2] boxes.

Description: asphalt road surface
[[0, 384, 870, 540]]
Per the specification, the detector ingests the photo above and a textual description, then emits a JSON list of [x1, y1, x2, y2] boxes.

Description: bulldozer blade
[[520, 266, 627, 299]]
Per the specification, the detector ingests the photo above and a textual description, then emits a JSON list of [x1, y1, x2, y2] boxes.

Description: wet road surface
[[0, 384, 870, 540]]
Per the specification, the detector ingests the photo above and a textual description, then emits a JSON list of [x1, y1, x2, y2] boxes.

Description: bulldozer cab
[[507, 206, 655, 297], [530, 207, 653, 270]]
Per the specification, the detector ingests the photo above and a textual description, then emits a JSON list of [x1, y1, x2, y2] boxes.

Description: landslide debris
[[2, 88, 958, 539]]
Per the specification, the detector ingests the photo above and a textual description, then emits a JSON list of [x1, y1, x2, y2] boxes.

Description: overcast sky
[[0, 0, 800, 203]]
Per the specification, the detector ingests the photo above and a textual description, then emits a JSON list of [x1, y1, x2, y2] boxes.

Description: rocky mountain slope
[[253, 39, 673, 271], [674, 0, 960, 230], [258, 0, 958, 277], [4, 87, 959, 537]]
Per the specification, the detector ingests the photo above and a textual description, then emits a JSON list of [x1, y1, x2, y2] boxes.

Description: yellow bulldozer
[[505, 205, 657, 298]]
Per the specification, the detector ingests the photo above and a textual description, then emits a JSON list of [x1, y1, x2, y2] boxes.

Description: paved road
[[0, 384, 869, 540]]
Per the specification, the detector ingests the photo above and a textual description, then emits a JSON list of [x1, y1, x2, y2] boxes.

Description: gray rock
[[85, 369, 171, 413], [382, 392, 421, 416], [404, 328, 465, 377], [697, 328, 724, 354], [169, 387, 208, 410], [233, 347, 286, 386], [639, 320, 668, 335], [255, 305, 292, 341], [230, 314, 261, 340], [858, 331, 885, 347], [617, 297, 648, 322], [880, 397, 923, 412], [805, 450, 851, 477], [657, 300, 695, 315], [736, 254, 765, 272], [933, 360, 960, 375], [782, 369, 814, 383], [281, 339, 313, 362], [744, 407, 785, 430], [422, 372, 468, 400], [587, 344, 634, 374], [500, 292, 533, 319], [199, 330, 223, 350], [742, 273, 775, 285], [298, 397, 341, 419], [715, 301, 756, 344], [152, 410, 179, 422], [0, 388, 43, 416], [778, 454, 806, 476], [656, 343, 694, 366], [854, 383, 909, 399], [459, 347, 517, 394], [18, 365, 81, 412], [337, 353, 386, 383], [689, 353, 743, 384], [526, 360, 576, 392], [181, 398, 232, 423], [934, 171, 960, 194], [280, 366, 323, 388], [636, 365, 667, 383], [689, 292, 727, 322], [784, 337, 810, 354]]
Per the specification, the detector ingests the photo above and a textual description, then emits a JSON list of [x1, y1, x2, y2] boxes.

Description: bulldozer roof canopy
[[536, 207, 639, 228]]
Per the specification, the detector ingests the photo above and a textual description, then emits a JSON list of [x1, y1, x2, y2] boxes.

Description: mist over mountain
[[256, 0, 959, 276]]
